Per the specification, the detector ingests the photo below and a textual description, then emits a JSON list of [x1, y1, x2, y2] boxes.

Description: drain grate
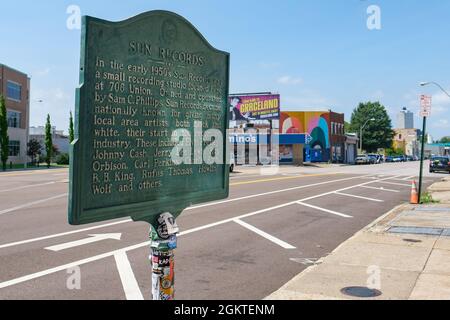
[[388, 227, 443, 236], [341, 286, 382, 298]]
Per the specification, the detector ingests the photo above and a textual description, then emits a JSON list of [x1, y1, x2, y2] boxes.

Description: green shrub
[[56, 153, 70, 165]]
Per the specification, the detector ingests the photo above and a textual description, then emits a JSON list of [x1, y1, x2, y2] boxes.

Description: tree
[[440, 136, 450, 144], [45, 114, 53, 168], [0, 95, 9, 171], [27, 139, 42, 165], [348, 101, 394, 153], [344, 121, 352, 134], [69, 111, 74, 143]]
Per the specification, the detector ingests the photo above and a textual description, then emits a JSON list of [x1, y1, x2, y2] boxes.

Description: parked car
[[392, 156, 404, 163], [386, 156, 394, 163], [429, 156, 450, 173], [367, 154, 378, 164], [356, 154, 371, 165]]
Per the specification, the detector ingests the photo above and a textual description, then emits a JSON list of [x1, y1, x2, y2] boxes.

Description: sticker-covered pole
[[149, 213, 179, 300]]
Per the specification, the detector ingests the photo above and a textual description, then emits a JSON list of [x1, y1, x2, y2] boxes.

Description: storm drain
[[388, 227, 444, 236], [341, 287, 382, 298]]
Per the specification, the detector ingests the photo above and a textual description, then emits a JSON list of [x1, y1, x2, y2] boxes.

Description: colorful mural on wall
[[280, 112, 331, 162]]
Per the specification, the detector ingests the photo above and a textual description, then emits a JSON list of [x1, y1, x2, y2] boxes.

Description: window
[[7, 111, 21, 128], [8, 141, 20, 157], [7, 81, 22, 101]]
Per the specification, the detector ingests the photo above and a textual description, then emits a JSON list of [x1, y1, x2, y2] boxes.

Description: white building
[[29, 126, 70, 155]]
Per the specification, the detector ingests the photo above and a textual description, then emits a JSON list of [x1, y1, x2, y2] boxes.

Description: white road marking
[[0, 176, 400, 290], [402, 176, 415, 181], [0, 193, 68, 216], [359, 185, 400, 193], [0, 220, 131, 250], [334, 192, 384, 203], [377, 181, 411, 187], [234, 219, 296, 249], [45, 233, 122, 252], [114, 252, 144, 300], [0, 242, 150, 290], [186, 174, 373, 211], [0, 182, 57, 193], [296, 202, 353, 218], [0, 174, 373, 250]]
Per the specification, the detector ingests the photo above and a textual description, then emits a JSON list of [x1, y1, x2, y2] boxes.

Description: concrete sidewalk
[[267, 177, 450, 300]]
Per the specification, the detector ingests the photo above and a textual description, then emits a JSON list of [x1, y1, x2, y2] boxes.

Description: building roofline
[[0, 63, 29, 78]]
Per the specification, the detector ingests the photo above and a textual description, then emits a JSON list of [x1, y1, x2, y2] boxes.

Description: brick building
[[0, 64, 30, 164]]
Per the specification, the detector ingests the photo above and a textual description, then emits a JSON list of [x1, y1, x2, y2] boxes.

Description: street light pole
[[420, 82, 450, 98], [359, 118, 376, 154]]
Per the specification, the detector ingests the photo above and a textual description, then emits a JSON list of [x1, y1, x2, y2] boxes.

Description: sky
[[1, 0, 449, 140]]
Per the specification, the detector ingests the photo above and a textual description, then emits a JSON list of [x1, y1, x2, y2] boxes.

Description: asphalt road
[[0, 162, 446, 300]]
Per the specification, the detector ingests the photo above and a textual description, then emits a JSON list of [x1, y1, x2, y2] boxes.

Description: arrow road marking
[[45, 233, 122, 252]]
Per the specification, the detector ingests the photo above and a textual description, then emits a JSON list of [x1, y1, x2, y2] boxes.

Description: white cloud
[[277, 75, 303, 85]]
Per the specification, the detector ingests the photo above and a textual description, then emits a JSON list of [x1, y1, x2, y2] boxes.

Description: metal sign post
[[418, 95, 432, 203]]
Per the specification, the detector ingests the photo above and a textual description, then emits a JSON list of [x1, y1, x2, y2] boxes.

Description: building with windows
[[29, 126, 70, 156], [397, 107, 414, 129], [393, 128, 421, 157], [0, 64, 30, 164]]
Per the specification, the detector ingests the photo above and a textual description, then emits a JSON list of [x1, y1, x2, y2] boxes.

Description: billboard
[[229, 94, 280, 121]]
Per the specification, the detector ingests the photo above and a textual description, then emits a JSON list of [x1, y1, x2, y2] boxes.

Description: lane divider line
[[0, 193, 68, 216], [0, 181, 57, 193], [0, 174, 375, 249], [229, 173, 342, 186], [186, 174, 374, 211], [234, 219, 296, 249], [0, 175, 403, 290]]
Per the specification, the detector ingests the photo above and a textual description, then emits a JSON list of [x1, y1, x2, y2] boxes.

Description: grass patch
[[421, 192, 440, 204]]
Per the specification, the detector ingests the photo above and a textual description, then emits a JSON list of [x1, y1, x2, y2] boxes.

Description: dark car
[[430, 156, 450, 173], [367, 154, 378, 164]]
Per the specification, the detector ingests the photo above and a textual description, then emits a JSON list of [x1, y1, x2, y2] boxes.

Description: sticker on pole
[[420, 95, 432, 117]]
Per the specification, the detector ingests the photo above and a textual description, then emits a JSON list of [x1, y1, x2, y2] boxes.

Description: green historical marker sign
[[69, 11, 230, 227]]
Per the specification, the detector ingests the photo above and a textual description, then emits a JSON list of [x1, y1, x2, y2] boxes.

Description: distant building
[[29, 126, 70, 155], [424, 143, 450, 157], [344, 133, 359, 164], [280, 110, 345, 163], [393, 128, 420, 157], [0, 64, 30, 164], [397, 107, 414, 129]]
